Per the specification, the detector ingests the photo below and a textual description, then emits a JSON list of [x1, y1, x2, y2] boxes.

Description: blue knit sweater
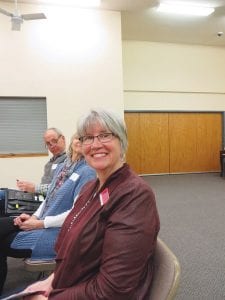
[[11, 159, 96, 260]]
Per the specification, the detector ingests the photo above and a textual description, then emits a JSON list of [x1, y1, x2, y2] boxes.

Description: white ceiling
[[120, 0, 225, 47], [2, 0, 225, 46]]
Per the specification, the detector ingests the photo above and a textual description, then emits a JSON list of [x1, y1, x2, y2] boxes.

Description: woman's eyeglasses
[[79, 133, 114, 145]]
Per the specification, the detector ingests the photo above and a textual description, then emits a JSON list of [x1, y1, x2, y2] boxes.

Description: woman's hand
[[18, 218, 44, 230], [14, 213, 31, 226], [13, 214, 44, 230], [24, 293, 48, 300], [23, 273, 54, 299]]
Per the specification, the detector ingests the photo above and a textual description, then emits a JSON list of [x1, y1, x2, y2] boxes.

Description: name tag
[[52, 164, 58, 170], [70, 173, 79, 182], [100, 188, 109, 206]]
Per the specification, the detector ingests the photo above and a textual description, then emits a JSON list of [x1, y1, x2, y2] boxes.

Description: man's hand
[[17, 180, 35, 192]]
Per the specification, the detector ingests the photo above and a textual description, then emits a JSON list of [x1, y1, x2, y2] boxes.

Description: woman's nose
[[92, 136, 102, 146]]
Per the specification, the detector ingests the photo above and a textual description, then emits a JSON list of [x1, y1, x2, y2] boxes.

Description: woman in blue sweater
[[0, 133, 96, 295]]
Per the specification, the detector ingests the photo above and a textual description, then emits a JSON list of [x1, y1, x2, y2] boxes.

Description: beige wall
[[123, 41, 225, 111], [0, 2, 124, 187]]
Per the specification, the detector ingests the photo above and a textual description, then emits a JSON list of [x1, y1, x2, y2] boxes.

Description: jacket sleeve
[[33, 201, 45, 219], [43, 210, 70, 228]]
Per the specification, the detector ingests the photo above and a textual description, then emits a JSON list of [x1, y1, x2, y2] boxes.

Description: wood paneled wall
[[125, 112, 222, 175]]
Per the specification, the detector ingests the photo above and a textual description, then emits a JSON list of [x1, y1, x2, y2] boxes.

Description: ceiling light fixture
[[157, 1, 215, 17]]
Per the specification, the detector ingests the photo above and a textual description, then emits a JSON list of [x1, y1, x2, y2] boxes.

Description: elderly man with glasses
[[0, 128, 67, 215], [16, 128, 67, 196]]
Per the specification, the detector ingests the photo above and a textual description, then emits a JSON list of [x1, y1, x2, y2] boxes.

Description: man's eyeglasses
[[45, 135, 62, 148], [79, 132, 115, 145]]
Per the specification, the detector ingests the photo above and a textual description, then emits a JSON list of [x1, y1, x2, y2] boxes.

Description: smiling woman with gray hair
[[19, 109, 160, 300]]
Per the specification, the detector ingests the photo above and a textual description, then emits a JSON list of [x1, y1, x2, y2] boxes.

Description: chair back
[[149, 238, 181, 300], [24, 258, 56, 280]]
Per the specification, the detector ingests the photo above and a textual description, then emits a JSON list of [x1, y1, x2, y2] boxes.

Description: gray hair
[[45, 127, 64, 138], [77, 109, 128, 158]]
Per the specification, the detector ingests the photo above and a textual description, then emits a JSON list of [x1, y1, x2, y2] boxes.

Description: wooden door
[[125, 112, 222, 174], [170, 113, 222, 172], [124, 113, 140, 173], [125, 113, 169, 174], [169, 113, 197, 172]]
